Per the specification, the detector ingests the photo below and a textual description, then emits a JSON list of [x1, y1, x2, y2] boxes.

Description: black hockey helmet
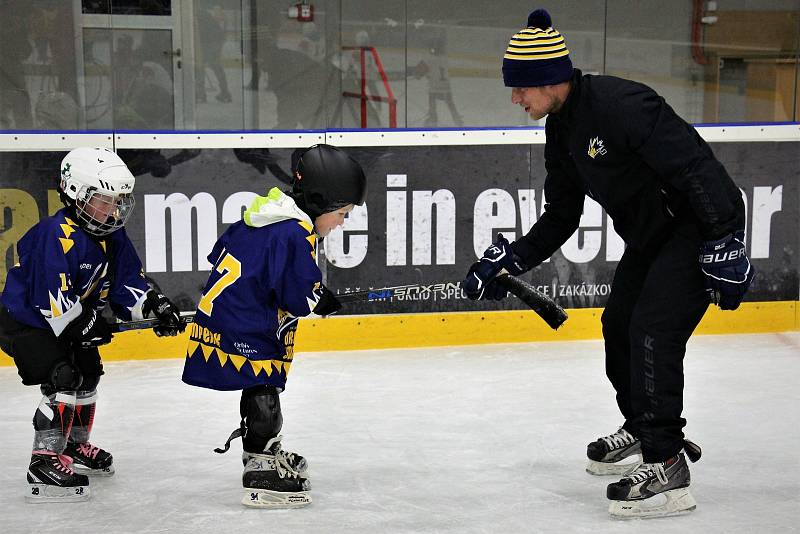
[[290, 144, 366, 219]]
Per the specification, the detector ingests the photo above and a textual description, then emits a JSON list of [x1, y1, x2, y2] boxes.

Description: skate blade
[[25, 483, 90, 503], [72, 463, 115, 477], [609, 488, 697, 519], [242, 488, 311, 508], [586, 457, 641, 476]]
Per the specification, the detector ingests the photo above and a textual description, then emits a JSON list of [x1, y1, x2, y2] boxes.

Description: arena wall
[[1, 125, 798, 364]]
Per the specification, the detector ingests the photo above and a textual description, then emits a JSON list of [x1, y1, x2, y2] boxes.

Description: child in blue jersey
[[0, 147, 186, 502], [182, 144, 366, 508]]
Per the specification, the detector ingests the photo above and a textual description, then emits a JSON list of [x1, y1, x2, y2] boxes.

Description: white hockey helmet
[[59, 147, 136, 236]]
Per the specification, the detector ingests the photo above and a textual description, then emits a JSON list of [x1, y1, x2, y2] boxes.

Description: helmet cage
[[73, 184, 135, 236]]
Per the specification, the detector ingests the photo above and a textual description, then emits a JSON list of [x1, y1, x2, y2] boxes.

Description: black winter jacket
[[512, 69, 745, 267]]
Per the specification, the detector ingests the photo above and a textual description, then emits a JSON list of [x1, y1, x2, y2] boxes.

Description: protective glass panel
[[606, 0, 800, 124], [83, 28, 175, 130], [405, 1, 605, 127], [245, 0, 334, 130], [0, 1, 81, 130], [193, 0, 244, 129], [334, 1, 406, 128]]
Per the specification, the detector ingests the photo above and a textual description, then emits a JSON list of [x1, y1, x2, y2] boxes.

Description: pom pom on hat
[[527, 8, 552, 29]]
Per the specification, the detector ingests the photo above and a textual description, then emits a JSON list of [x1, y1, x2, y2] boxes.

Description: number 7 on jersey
[[198, 251, 241, 316]]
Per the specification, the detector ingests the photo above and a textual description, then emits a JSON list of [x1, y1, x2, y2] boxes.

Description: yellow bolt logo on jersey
[[588, 137, 608, 159]]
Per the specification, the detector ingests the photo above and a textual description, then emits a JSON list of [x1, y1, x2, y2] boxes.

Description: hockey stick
[[109, 312, 197, 333], [109, 275, 567, 332], [335, 274, 567, 330]]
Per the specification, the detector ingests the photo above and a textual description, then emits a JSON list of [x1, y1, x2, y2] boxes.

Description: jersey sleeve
[[512, 124, 585, 268], [29, 223, 84, 336], [616, 85, 744, 239], [269, 222, 324, 319], [107, 229, 151, 321]]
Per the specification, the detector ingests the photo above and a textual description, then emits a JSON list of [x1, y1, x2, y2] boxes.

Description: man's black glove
[[142, 290, 186, 336], [313, 285, 342, 316], [700, 231, 755, 310], [462, 234, 528, 301], [60, 307, 112, 348]]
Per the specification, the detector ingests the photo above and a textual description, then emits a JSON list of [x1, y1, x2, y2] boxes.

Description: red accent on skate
[[85, 403, 96, 434], [77, 442, 101, 459]]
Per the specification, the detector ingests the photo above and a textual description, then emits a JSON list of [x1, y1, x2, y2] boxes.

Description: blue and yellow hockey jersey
[[182, 188, 325, 391], [1, 208, 151, 336]]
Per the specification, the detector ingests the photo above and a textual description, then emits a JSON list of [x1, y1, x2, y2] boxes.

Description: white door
[[76, 1, 185, 130]]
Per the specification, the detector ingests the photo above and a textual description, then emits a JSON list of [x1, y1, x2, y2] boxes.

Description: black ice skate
[[586, 427, 642, 476], [64, 441, 115, 476], [242, 437, 311, 508], [607, 452, 697, 519], [242, 435, 308, 476], [26, 452, 90, 503]]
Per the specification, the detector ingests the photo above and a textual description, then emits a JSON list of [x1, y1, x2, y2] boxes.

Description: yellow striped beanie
[[502, 9, 573, 87]]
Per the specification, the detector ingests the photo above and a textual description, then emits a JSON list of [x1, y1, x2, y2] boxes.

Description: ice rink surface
[[0, 332, 798, 534]]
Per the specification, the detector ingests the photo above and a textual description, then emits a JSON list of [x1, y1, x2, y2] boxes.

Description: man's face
[[315, 204, 354, 237], [511, 86, 562, 121]]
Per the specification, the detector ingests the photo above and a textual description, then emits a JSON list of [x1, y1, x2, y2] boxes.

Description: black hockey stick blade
[[335, 275, 567, 329], [494, 274, 568, 329], [109, 311, 197, 333]]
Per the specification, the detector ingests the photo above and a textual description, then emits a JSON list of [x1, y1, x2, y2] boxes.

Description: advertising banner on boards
[[1, 142, 797, 315]]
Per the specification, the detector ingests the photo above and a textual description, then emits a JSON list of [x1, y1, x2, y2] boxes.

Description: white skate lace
[[267, 436, 303, 472], [625, 461, 668, 485], [600, 428, 636, 450], [271, 453, 300, 480]]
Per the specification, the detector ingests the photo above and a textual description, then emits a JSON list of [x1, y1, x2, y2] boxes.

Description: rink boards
[[0, 125, 798, 363]]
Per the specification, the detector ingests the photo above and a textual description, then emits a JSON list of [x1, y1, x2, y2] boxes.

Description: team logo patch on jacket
[[588, 137, 608, 159]]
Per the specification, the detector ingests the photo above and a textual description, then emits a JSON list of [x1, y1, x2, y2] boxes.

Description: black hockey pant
[[601, 225, 709, 463]]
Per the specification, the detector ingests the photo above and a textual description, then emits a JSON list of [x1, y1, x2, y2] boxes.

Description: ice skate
[[26, 452, 90, 503], [64, 441, 115, 476], [242, 437, 311, 508], [242, 435, 308, 476], [586, 427, 642, 475], [607, 452, 696, 519]]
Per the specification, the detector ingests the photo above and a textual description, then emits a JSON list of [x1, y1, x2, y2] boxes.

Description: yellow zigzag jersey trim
[[58, 220, 78, 254], [298, 220, 317, 258], [60, 224, 75, 238], [59, 237, 74, 254], [504, 27, 569, 60], [49, 294, 63, 318], [186, 325, 292, 378]]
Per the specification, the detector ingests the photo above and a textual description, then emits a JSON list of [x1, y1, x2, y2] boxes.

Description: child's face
[[315, 204, 354, 237], [84, 192, 119, 222]]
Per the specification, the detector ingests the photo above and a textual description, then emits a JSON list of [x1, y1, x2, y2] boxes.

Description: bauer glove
[[462, 234, 528, 301], [60, 307, 113, 348], [699, 231, 755, 311], [142, 290, 187, 336], [312, 285, 342, 316]]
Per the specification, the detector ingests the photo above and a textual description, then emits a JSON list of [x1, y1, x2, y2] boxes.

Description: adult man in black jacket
[[463, 9, 754, 519]]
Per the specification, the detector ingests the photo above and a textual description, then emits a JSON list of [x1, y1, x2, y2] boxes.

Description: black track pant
[[601, 225, 709, 463]]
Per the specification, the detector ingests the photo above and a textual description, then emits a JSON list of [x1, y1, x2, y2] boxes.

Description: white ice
[[1, 332, 798, 534]]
